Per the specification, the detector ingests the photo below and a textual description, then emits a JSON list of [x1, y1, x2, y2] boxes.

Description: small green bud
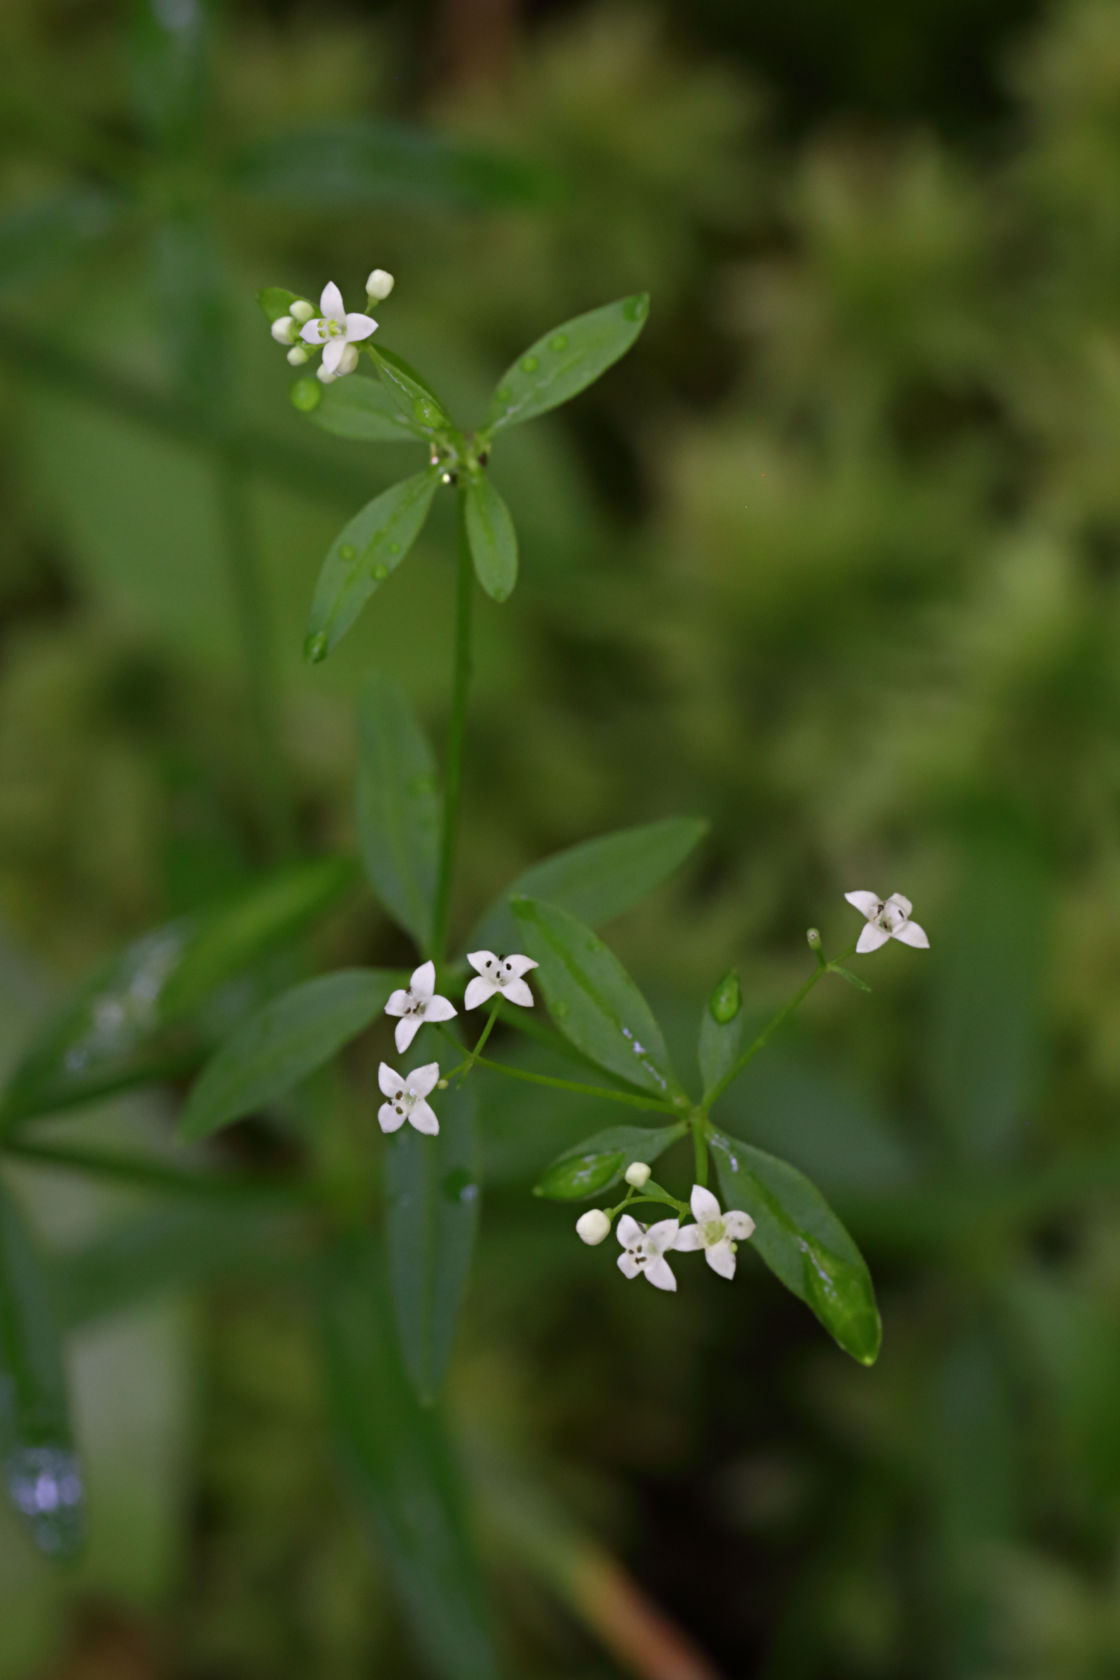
[[290, 377, 322, 413], [624, 1161, 651, 1189], [290, 299, 315, 323], [806, 927, 822, 951], [708, 968, 742, 1025]]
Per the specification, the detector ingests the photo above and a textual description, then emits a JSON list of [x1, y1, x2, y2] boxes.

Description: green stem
[[457, 1004, 500, 1083], [1, 1138, 308, 1204], [691, 1119, 709, 1187], [706, 942, 859, 1109], [471, 1054, 677, 1115], [432, 490, 474, 964]]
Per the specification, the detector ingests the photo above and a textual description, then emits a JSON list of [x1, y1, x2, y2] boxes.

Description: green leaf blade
[[511, 898, 679, 1098], [710, 1130, 882, 1366], [486, 294, 650, 433], [698, 970, 743, 1099], [464, 474, 518, 603], [535, 1122, 686, 1200], [257, 286, 300, 323], [179, 968, 397, 1141], [311, 374, 431, 442], [305, 468, 440, 662], [356, 673, 442, 949]]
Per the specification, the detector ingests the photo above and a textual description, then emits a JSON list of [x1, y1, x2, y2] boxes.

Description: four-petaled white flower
[[845, 890, 929, 954], [299, 281, 378, 382], [464, 951, 538, 1011], [384, 960, 457, 1054], [616, 1214, 680, 1291], [377, 1062, 441, 1136], [673, 1184, 755, 1280]]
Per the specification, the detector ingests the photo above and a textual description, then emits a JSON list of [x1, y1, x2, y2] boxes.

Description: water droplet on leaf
[[623, 294, 649, 323], [520, 355, 539, 373], [371, 563, 388, 581], [304, 631, 329, 664], [339, 544, 356, 562], [548, 333, 568, 351]]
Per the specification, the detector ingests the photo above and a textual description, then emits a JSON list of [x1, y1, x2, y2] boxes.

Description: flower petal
[[504, 954, 539, 978], [892, 919, 930, 949], [724, 1210, 755, 1240], [885, 893, 913, 919], [856, 922, 891, 954], [690, 1183, 721, 1223], [321, 337, 346, 375], [673, 1224, 704, 1251], [378, 1062, 404, 1098], [343, 311, 378, 342], [394, 1015, 421, 1055], [408, 1062, 441, 1098], [705, 1240, 737, 1280], [617, 1251, 640, 1280], [378, 1101, 405, 1133], [320, 281, 345, 321], [385, 988, 410, 1017], [466, 951, 497, 975], [616, 1214, 644, 1248], [464, 975, 497, 1011], [844, 890, 881, 919], [646, 1218, 680, 1253], [409, 960, 436, 1001], [408, 1099, 439, 1136], [501, 978, 535, 1008], [645, 1257, 678, 1292], [300, 319, 326, 344], [424, 994, 458, 1023]]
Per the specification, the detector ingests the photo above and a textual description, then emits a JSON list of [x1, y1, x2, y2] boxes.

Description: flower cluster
[[269, 271, 394, 383], [577, 1180, 756, 1292], [376, 951, 538, 1137]]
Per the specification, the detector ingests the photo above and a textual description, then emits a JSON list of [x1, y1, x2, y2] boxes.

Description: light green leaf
[[511, 898, 680, 1099], [535, 1122, 686, 1201], [312, 374, 431, 442], [709, 1129, 882, 1365], [464, 474, 518, 603], [320, 1233, 501, 1679], [356, 673, 441, 950], [698, 969, 743, 1099], [179, 968, 397, 1141], [371, 348, 451, 436], [0, 1186, 84, 1561], [305, 467, 440, 662], [470, 817, 707, 958], [386, 1080, 479, 1401], [485, 294, 650, 433], [257, 286, 300, 324], [0, 859, 355, 1129]]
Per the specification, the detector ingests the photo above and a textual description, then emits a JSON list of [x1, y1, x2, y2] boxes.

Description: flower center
[[325, 319, 343, 339], [702, 1219, 724, 1245]]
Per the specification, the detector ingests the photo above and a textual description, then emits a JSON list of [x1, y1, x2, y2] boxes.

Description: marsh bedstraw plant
[[0, 265, 928, 1667]]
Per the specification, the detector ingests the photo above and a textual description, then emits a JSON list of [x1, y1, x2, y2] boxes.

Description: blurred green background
[[3, 0, 1120, 1675]]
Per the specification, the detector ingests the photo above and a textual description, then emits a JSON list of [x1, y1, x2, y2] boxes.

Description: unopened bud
[[286, 345, 309, 366], [575, 1209, 611, 1246], [708, 968, 742, 1025], [271, 315, 295, 344], [624, 1161, 651, 1189], [806, 927, 822, 951], [289, 377, 322, 413], [366, 268, 394, 301], [290, 299, 315, 323]]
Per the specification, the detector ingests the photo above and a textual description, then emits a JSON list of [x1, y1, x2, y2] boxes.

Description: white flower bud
[[366, 268, 395, 301], [286, 345, 309, 366], [271, 315, 295, 344], [624, 1161, 651, 1189], [576, 1209, 611, 1246], [290, 299, 315, 323]]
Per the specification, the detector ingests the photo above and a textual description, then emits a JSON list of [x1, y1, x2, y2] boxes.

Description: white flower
[[270, 315, 296, 344], [673, 1184, 755, 1280], [616, 1214, 680, 1291], [377, 1062, 441, 1136], [844, 890, 930, 954], [384, 960, 457, 1054], [576, 1209, 611, 1246], [464, 950, 538, 1011], [624, 1161, 651, 1189], [366, 268, 395, 301], [299, 281, 378, 380]]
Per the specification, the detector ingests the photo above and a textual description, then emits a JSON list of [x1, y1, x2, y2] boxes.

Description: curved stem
[[706, 942, 860, 1109], [432, 490, 474, 963], [471, 1054, 678, 1115]]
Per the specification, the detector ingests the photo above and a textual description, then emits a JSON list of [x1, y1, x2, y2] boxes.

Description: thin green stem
[[706, 942, 859, 1109], [432, 490, 474, 964], [471, 1054, 678, 1115], [2, 1138, 308, 1204], [457, 1004, 500, 1084], [691, 1119, 709, 1188]]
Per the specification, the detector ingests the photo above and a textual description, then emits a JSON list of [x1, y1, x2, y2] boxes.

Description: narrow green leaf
[[371, 348, 451, 436], [0, 1186, 84, 1561], [257, 286, 300, 324], [709, 1129, 882, 1365], [386, 1080, 479, 1401], [128, 0, 210, 148], [305, 468, 440, 662], [511, 898, 680, 1099], [831, 964, 872, 993], [312, 374, 431, 442], [470, 817, 708, 963], [320, 1233, 501, 1679], [0, 191, 119, 297], [535, 1122, 686, 1201], [486, 294, 650, 433], [1, 859, 355, 1130], [464, 474, 518, 603], [698, 969, 743, 1099], [179, 968, 397, 1141], [356, 673, 441, 949]]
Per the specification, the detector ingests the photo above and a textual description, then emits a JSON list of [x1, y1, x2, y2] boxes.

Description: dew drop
[[495, 384, 513, 404], [304, 631, 329, 664], [520, 354, 539, 373], [623, 294, 649, 323], [388, 541, 401, 556], [339, 543, 356, 562], [548, 333, 568, 352], [371, 563, 389, 581], [552, 1000, 570, 1019]]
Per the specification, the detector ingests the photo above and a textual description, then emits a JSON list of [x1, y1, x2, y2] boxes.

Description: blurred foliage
[[3, 0, 1120, 1676]]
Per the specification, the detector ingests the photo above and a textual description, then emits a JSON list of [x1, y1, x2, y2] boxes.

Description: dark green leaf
[[370, 348, 451, 435], [464, 473, 518, 603], [386, 1080, 479, 1401], [0, 1185, 84, 1561], [471, 817, 707, 968], [320, 1233, 501, 1679], [0, 191, 120, 297], [699, 969, 742, 1098], [535, 1122, 686, 1201], [486, 294, 650, 433], [709, 1129, 881, 1365], [356, 673, 441, 949], [511, 898, 680, 1099], [179, 968, 397, 1141], [257, 286, 301, 324], [128, 0, 211, 149], [312, 374, 431, 442], [1, 859, 355, 1129], [153, 215, 227, 407], [305, 468, 440, 662]]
